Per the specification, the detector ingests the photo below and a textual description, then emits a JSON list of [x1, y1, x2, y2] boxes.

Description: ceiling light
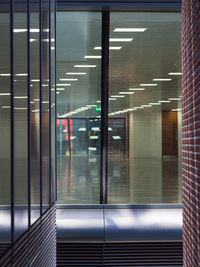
[[56, 92, 60, 94], [114, 28, 147, 32], [168, 98, 182, 101], [30, 29, 40, 32], [31, 79, 39, 82], [14, 108, 28, 110], [66, 72, 87, 75], [74, 65, 96, 68], [168, 72, 182, 75], [109, 38, 133, 42], [97, 100, 101, 103], [135, 107, 144, 109], [56, 84, 71, 86], [32, 109, 39, 112], [59, 78, 78, 81], [110, 95, 125, 98], [30, 101, 35, 104], [140, 84, 157, 86], [57, 88, 65, 91], [15, 73, 28, 76], [149, 103, 161, 105], [129, 88, 145, 91], [0, 74, 10, 76], [90, 136, 98, 140], [119, 92, 134, 95], [153, 78, 172, 81], [109, 98, 116, 100], [84, 55, 101, 59], [30, 39, 37, 42], [86, 104, 97, 107], [92, 127, 100, 131], [158, 100, 171, 103], [14, 29, 27, 32], [42, 101, 49, 104], [2, 106, 10, 108], [172, 108, 182, 111], [78, 128, 86, 131], [141, 104, 152, 107], [0, 93, 11, 96], [34, 99, 40, 101], [51, 47, 55, 50], [94, 46, 122, 50], [112, 136, 121, 140]]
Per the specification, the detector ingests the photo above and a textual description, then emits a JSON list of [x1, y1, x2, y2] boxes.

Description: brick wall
[[182, 0, 200, 265], [0, 205, 56, 267]]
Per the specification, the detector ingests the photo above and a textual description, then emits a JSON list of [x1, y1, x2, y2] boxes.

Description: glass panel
[[30, 0, 40, 224], [14, 0, 28, 240], [41, 0, 50, 212], [50, 0, 56, 204], [108, 12, 182, 204], [0, 0, 11, 246], [56, 12, 101, 204]]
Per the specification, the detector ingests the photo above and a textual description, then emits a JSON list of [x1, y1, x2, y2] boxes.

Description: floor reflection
[[57, 155, 182, 204]]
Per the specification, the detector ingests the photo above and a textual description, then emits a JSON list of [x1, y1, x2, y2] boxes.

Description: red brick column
[[182, 0, 200, 266]]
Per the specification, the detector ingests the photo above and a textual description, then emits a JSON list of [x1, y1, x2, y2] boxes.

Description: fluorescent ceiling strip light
[[114, 28, 147, 32], [30, 39, 37, 42], [14, 29, 27, 32], [32, 109, 39, 112], [66, 72, 86, 75], [172, 108, 182, 111], [158, 100, 171, 103], [140, 84, 157, 86], [141, 104, 152, 107], [34, 99, 40, 101], [168, 98, 182, 101], [56, 84, 71, 86], [30, 29, 40, 32], [74, 65, 96, 68], [109, 98, 116, 100], [59, 78, 78, 81], [90, 136, 98, 140], [129, 88, 145, 91], [31, 79, 40, 82], [78, 128, 86, 131], [86, 105, 97, 107], [84, 55, 101, 59], [135, 107, 144, 109], [56, 92, 60, 94], [119, 92, 134, 95], [2, 106, 10, 108], [94, 46, 122, 50], [15, 73, 28, 76], [153, 78, 172, 81], [0, 74, 10, 76], [112, 136, 121, 140], [14, 108, 28, 110], [96, 100, 101, 103], [0, 93, 11, 96], [109, 38, 133, 42], [42, 101, 49, 104], [111, 95, 125, 98], [149, 103, 161, 105], [168, 72, 182, 75], [57, 88, 65, 91]]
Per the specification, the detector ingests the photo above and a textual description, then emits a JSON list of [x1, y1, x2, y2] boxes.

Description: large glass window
[[108, 12, 182, 204], [57, 12, 102, 204]]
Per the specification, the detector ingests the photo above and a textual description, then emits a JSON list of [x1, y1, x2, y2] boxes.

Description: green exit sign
[[96, 107, 101, 111]]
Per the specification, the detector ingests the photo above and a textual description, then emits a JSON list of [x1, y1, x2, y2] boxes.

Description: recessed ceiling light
[[158, 100, 171, 103], [56, 92, 60, 94], [171, 108, 182, 111], [66, 72, 87, 75], [168, 72, 182, 75], [168, 98, 182, 101], [30, 39, 37, 42], [140, 84, 157, 86], [51, 47, 55, 50], [14, 29, 27, 33], [141, 104, 152, 107], [2, 106, 11, 108], [56, 84, 71, 86], [57, 88, 65, 91], [109, 98, 117, 100], [0, 74, 10, 76], [86, 104, 97, 107], [30, 29, 40, 33], [31, 79, 40, 82], [0, 93, 11, 96], [14, 108, 28, 110], [149, 103, 161, 105], [84, 55, 101, 59], [15, 73, 28, 76], [34, 99, 40, 101], [110, 95, 125, 98], [59, 78, 78, 81], [114, 28, 147, 32], [109, 38, 133, 42], [119, 92, 134, 95], [129, 88, 145, 91], [153, 78, 172, 81], [94, 46, 122, 50], [74, 65, 96, 68], [96, 100, 101, 103]]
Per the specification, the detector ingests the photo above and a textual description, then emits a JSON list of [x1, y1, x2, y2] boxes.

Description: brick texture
[[182, 0, 200, 266]]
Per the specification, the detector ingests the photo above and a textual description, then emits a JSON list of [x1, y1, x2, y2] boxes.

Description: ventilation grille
[[57, 242, 183, 266]]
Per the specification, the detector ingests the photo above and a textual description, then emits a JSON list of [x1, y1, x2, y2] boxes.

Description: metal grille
[[57, 242, 183, 266]]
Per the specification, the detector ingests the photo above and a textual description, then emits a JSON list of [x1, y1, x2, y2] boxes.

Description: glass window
[[0, 0, 11, 245], [56, 12, 102, 204], [108, 12, 182, 204], [14, 0, 28, 240]]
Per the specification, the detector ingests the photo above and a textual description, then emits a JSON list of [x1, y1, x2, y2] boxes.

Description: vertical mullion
[[100, 11, 110, 204], [48, 0, 51, 206], [27, 0, 31, 228], [54, 0, 57, 201], [10, 0, 14, 244], [39, 0, 43, 216]]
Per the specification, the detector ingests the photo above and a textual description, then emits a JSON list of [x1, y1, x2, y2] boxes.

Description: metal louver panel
[[57, 242, 183, 266]]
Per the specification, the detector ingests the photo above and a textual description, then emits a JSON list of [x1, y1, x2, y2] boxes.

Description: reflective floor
[[57, 155, 182, 204]]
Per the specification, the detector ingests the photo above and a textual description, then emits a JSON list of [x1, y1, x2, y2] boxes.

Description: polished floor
[[57, 155, 182, 204]]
